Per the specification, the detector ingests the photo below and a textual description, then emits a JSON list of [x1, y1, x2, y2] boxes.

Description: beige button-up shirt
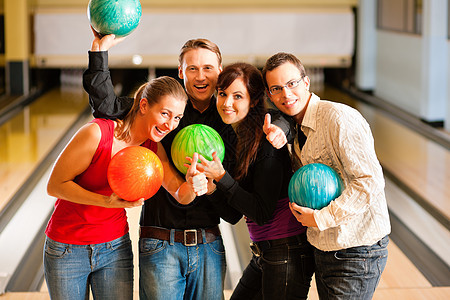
[[293, 94, 391, 251]]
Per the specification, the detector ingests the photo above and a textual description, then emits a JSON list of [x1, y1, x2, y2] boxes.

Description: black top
[[83, 51, 242, 229], [211, 138, 293, 226]]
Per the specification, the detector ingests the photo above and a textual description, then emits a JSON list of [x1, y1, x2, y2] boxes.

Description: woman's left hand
[[185, 153, 208, 196], [263, 113, 288, 149], [196, 152, 226, 182]]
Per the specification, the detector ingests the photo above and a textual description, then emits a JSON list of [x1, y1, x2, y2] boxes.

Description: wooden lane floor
[[0, 87, 91, 213]]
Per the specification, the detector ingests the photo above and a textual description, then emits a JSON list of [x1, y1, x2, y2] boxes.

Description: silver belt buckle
[[184, 229, 198, 246]]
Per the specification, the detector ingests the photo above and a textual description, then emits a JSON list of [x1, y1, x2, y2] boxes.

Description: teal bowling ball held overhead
[[288, 163, 344, 210], [88, 0, 142, 37]]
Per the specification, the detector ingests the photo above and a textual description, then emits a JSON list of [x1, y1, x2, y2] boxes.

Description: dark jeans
[[314, 235, 389, 300], [231, 233, 315, 300]]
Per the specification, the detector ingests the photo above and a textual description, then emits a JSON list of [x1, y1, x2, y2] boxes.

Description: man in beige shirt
[[262, 52, 391, 299]]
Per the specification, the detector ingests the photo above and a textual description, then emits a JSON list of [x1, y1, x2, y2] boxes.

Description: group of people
[[43, 27, 391, 300]]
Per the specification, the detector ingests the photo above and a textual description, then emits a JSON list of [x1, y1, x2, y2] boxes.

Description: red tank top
[[45, 119, 157, 244]]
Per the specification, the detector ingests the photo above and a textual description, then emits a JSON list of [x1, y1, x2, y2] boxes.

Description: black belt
[[140, 226, 221, 246], [250, 233, 308, 257]]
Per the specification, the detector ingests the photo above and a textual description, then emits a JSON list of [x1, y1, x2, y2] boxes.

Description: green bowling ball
[[88, 0, 142, 37], [171, 124, 225, 175]]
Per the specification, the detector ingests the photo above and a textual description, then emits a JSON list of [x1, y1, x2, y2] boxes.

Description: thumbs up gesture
[[263, 113, 287, 149], [185, 153, 208, 196]]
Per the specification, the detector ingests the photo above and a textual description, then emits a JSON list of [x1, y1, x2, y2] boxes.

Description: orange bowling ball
[[107, 146, 163, 201]]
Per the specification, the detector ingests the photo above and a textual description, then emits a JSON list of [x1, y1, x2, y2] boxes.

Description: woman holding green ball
[[195, 62, 315, 299]]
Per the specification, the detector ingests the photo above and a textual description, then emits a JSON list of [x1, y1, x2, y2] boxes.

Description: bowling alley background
[[1, 0, 448, 127], [0, 0, 449, 299]]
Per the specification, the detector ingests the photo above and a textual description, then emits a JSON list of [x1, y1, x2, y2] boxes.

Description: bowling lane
[[0, 86, 91, 213], [0, 84, 93, 294]]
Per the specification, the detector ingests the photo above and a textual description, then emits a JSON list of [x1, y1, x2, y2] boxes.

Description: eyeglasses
[[268, 78, 304, 95]]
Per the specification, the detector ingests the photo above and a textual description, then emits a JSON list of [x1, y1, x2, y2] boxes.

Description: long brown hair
[[217, 63, 266, 181], [115, 76, 187, 142]]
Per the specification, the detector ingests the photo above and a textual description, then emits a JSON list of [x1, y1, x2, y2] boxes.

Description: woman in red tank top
[[43, 74, 207, 299]]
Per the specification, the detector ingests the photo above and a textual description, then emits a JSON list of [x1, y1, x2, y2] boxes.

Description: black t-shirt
[[83, 51, 242, 229]]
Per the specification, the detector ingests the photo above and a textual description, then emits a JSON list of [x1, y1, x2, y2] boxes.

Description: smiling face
[[216, 78, 251, 125], [178, 48, 222, 109], [265, 62, 311, 123], [141, 95, 185, 142]]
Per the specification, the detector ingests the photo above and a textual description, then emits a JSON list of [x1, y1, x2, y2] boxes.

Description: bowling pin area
[[0, 66, 448, 299]]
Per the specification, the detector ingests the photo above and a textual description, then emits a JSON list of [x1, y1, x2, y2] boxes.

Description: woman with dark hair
[[196, 62, 315, 299], [44, 75, 207, 300]]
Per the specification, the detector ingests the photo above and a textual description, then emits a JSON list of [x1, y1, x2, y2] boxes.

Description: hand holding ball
[[107, 146, 163, 201], [288, 163, 343, 209], [88, 0, 142, 37], [171, 124, 225, 175]]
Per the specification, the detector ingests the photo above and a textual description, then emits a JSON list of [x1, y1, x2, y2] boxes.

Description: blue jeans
[[43, 233, 134, 300], [314, 235, 389, 300], [139, 232, 226, 300], [231, 233, 315, 299]]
